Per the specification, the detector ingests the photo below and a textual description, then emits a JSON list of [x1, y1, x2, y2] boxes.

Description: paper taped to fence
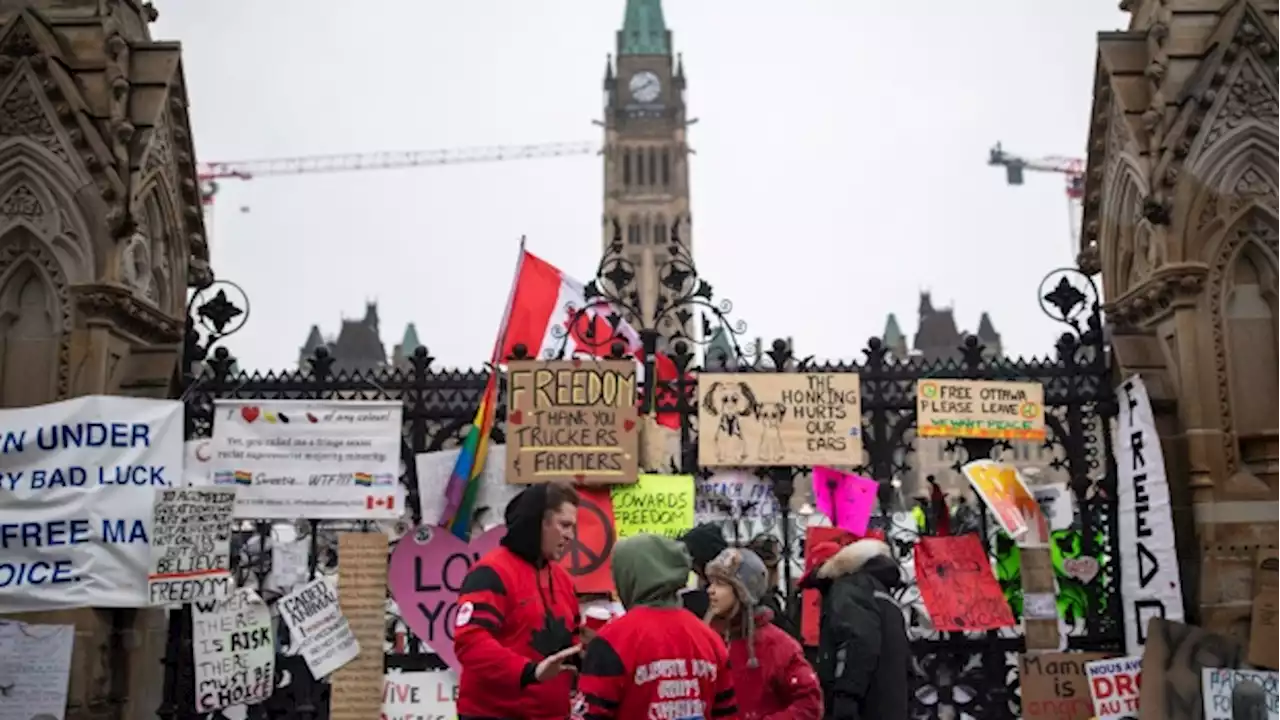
[[1115, 376, 1183, 656], [279, 577, 359, 678], [1085, 656, 1142, 720], [0, 621, 75, 720], [192, 589, 275, 712], [148, 487, 236, 605], [0, 395, 183, 613], [1201, 668, 1278, 720], [209, 400, 403, 520]]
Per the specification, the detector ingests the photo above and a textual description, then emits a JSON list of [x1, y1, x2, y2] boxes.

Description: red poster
[[913, 534, 1016, 632], [560, 487, 616, 594], [800, 526, 884, 646]]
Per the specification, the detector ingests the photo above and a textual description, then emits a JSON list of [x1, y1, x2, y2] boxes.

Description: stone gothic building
[[298, 302, 422, 374], [1080, 0, 1277, 634], [0, 1, 208, 718]]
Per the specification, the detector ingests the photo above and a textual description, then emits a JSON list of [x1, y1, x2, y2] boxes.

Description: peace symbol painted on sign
[[563, 496, 615, 577]]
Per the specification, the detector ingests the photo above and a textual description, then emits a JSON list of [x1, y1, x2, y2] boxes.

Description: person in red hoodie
[[705, 548, 824, 720], [579, 533, 738, 720], [453, 481, 582, 720]]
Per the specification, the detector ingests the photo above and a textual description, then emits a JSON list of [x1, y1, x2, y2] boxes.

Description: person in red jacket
[[706, 548, 824, 720], [579, 533, 738, 720], [453, 481, 583, 719]]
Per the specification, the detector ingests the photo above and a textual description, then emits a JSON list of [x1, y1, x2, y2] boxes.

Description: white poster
[[415, 445, 520, 530], [148, 487, 236, 605], [1086, 655, 1142, 720], [0, 395, 183, 613], [382, 670, 457, 720], [278, 577, 359, 679], [0, 621, 75, 720], [209, 400, 403, 520], [1202, 668, 1279, 720], [192, 589, 275, 712], [1032, 482, 1075, 532], [1115, 376, 1185, 655]]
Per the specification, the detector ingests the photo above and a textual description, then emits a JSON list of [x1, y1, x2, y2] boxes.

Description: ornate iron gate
[[165, 234, 1122, 720]]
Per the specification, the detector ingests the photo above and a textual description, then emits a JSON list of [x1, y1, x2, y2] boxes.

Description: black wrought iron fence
[[164, 229, 1122, 720]]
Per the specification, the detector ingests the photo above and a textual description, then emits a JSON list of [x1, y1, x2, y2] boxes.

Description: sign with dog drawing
[[697, 373, 863, 467], [505, 359, 640, 485]]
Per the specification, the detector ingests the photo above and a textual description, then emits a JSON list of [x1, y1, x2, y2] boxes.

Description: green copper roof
[[620, 0, 668, 55], [883, 313, 905, 345], [400, 323, 422, 354]]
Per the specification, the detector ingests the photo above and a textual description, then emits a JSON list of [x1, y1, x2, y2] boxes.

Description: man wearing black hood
[[797, 538, 910, 720], [453, 481, 583, 720], [677, 523, 727, 618]]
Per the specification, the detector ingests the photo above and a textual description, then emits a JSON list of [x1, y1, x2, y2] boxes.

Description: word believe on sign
[[697, 373, 862, 467], [0, 395, 183, 613], [505, 360, 639, 485], [278, 577, 360, 679], [917, 379, 1045, 441], [192, 589, 276, 712], [209, 400, 403, 520], [148, 487, 236, 605]]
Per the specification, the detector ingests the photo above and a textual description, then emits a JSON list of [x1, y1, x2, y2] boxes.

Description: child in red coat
[[706, 548, 824, 720]]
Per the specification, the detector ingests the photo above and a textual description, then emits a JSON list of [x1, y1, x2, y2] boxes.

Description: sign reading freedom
[[505, 360, 639, 485]]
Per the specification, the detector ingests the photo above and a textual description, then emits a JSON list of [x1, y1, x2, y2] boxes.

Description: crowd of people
[[449, 480, 910, 720]]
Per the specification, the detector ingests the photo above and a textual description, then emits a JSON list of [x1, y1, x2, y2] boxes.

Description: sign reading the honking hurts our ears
[[505, 359, 639, 485], [697, 373, 862, 467], [917, 378, 1045, 441]]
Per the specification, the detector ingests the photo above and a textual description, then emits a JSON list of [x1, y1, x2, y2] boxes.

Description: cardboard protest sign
[[560, 487, 617, 594], [387, 525, 503, 669], [1251, 550, 1279, 670], [1020, 652, 1109, 720], [611, 474, 695, 540], [697, 373, 863, 467], [505, 360, 640, 485], [917, 378, 1045, 441], [1201, 668, 1278, 720], [148, 487, 236, 605], [278, 577, 360, 679], [331, 532, 390, 720], [1086, 656, 1142, 720], [0, 621, 75, 720], [1139, 619, 1245, 720], [962, 459, 1048, 543], [914, 534, 1016, 632], [0, 396, 183, 613], [811, 466, 877, 535], [192, 589, 276, 712]]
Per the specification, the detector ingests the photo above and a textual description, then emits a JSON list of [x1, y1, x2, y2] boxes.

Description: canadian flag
[[366, 495, 395, 511], [495, 247, 685, 429]]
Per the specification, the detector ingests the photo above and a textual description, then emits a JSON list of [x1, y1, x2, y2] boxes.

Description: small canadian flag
[[366, 495, 395, 511]]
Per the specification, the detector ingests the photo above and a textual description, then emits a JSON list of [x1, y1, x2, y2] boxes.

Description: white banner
[[1115, 376, 1185, 655], [210, 400, 403, 520], [0, 395, 183, 613]]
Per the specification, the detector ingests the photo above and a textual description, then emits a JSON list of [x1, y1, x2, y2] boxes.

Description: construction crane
[[987, 142, 1085, 255], [197, 141, 598, 208]]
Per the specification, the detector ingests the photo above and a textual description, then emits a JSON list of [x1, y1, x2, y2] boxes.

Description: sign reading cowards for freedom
[[505, 359, 639, 485], [917, 379, 1045, 441], [697, 373, 863, 467]]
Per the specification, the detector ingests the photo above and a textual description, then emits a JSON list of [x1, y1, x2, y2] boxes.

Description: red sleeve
[[761, 633, 824, 720], [711, 643, 738, 719], [579, 636, 627, 720], [453, 562, 538, 690]]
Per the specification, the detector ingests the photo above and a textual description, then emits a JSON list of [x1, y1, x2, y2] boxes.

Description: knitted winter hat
[[704, 548, 769, 667]]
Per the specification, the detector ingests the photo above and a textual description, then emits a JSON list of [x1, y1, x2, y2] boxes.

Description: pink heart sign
[[388, 524, 505, 670]]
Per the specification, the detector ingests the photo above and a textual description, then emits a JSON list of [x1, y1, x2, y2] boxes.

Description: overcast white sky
[[155, 1, 1128, 372]]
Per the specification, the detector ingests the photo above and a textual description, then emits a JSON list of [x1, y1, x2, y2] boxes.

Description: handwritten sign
[[331, 532, 389, 720], [505, 360, 639, 485], [1201, 668, 1278, 720], [148, 487, 236, 605], [0, 621, 75, 720], [382, 671, 458, 720], [697, 373, 863, 467], [278, 577, 359, 679], [610, 474, 695, 539], [1020, 652, 1110, 720], [811, 466, 877, 535], [1139, 619, 1244, 720], [192, 589, 275, 712], [913, 534, 1016, 632], [695, 472, 778, 519], [387, 525, 504, 669], [1087, 656, 1142, 720], [962, 459, 1048, 543], [917, 378, 1045, 440]]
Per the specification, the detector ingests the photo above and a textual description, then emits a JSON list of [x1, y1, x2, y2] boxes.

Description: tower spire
[[619, 0, 669, 56]]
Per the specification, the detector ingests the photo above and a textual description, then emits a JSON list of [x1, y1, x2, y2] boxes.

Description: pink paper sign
[[388, 524, 504, 669], [812, 466, 878, 536]]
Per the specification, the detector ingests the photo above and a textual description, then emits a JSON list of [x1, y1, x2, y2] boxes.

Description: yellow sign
[[917, 379, 1045, 441], [610, 474, 695, 540], [962, 460, 1048, 544]]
